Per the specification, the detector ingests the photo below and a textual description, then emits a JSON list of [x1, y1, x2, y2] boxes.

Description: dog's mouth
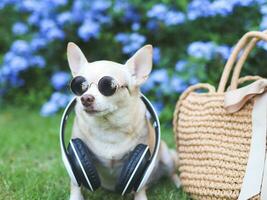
[[83, 107, 107, 115], [84, 108, 100, 114]]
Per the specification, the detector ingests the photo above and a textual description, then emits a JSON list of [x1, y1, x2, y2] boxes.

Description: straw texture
[[174, 91, 258, 199], [172, 30, 267, 200]]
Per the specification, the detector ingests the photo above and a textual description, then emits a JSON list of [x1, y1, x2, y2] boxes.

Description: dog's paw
[[70, 181, 84, 200], [70, 193, 84, 200], [172, 173, 181, 189], [134, 188, 147, 200]]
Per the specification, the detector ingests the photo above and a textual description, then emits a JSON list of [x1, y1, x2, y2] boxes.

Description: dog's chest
[[75, 112, 148, 160], [80, 126, 148, 191], [73, 105, 149, 190], [94, 153, 127, 191]]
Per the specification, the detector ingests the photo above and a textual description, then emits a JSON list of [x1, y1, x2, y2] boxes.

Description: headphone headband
[[59, 93, 161, 192]]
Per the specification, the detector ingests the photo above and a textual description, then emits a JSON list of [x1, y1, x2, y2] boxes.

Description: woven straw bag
[[173, 31, 267, 200]]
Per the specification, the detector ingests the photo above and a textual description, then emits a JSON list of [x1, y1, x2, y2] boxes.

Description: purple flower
[[175, 60, 187, 72], [187, 0, 258, 20], [78, 20, 100, 41], [4, 56, 29, 77], [28, 12, 40, 25], [164, 11, 185, 26], [51, 71, 70, 90], [3, 52, 15, 63], [123, 6, 140, 23], [12, 22, 28, 35], [187, 0, 211, 20], [147, 4, 185, 26], [30, 55, 46, 68], [113, 0, 129, 13], [260, 16, 267, 30], [188, 41, 230, 60], [20, 0, 39, 12], [141, 79, 155, 93], [130, 32, 144, 44], [71, 0, 86, 22], [11, 40, 30, 55], [96, 15, 111, 24], [40, 101, 58, 116], [153, 47, 161, 64], [187, 41, 215, 60], [40, 92, 71, 116], [209, 0, 233, 16], [57, 11, 72, 25], [91, 0, 111, 12], [51, 0, 67, 6], [150, 69, 168, 84], [159, 81, 172, 94], [125, 33, 146, 54], [39, 18, 65, 41], [50, 92, 70, 107], [47, 27, 65, 41], [9, 76, 25, 87], [0, 65, 11, 76], [9, 56, 29, 72], [170, 76, 187, 93], [115, 33, 129, 43], [152, 101, 164, 115], [257, 41, 267, 51], [215, 45, 231, 60], [0, 0, 18, 9], [147, 4, 168, 21], [260, 5, 267, 15], [30, 37, 46, 51], [131, 22, 140, 31], [146, 20, 159, 31], [189, 77, 199, 85], [232, 0, 255, 6], [255, 0, 266, 4], [40, 19, 56, 33], [116, 32, 146, 55]]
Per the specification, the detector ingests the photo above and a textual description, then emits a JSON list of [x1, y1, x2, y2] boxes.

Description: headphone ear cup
[[115, 144, 151, 195], [67, 138, 101, 191]]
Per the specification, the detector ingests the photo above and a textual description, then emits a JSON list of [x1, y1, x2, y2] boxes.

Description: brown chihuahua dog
[[67, 43, 180, 200]]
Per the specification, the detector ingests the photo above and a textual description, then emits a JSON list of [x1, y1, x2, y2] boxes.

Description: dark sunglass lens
[[98, 76, 117, 96], [70, 76, 88, 96]]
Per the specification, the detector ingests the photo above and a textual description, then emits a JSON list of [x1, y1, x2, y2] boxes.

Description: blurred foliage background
[[0, 0, 267, 125]]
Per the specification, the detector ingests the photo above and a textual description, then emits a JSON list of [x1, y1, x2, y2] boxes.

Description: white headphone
[[59, 94, 161, 195]]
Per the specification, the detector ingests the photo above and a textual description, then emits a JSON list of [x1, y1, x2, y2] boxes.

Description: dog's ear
[[125, 45, 153, 85], [67, 42, 88, 76]]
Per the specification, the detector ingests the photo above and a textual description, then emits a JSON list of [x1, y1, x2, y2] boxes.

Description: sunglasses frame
[[70, 76, 129, 97]]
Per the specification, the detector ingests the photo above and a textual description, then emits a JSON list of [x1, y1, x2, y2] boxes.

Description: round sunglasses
[[70, 76, 129, 96]]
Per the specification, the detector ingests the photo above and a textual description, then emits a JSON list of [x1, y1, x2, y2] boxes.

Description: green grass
[[0, 107, 189, 200]]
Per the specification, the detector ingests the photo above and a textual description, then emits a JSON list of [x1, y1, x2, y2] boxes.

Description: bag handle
[[217, 31, 267, 93], [235, 75, 263, 87], [230, 31, 267, 90], [226, 75, 263, 91]]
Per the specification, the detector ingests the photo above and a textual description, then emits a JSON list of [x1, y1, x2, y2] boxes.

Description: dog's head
[[67, 43, 153, 116]]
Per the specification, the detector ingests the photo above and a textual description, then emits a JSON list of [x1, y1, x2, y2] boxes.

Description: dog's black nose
[[81, 94, 95, 107]]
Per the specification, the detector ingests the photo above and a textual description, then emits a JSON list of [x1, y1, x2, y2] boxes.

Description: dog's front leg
[[159, 141, 181, 189], [70, 181, 84, 200], [134, 187, 147, 200]]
